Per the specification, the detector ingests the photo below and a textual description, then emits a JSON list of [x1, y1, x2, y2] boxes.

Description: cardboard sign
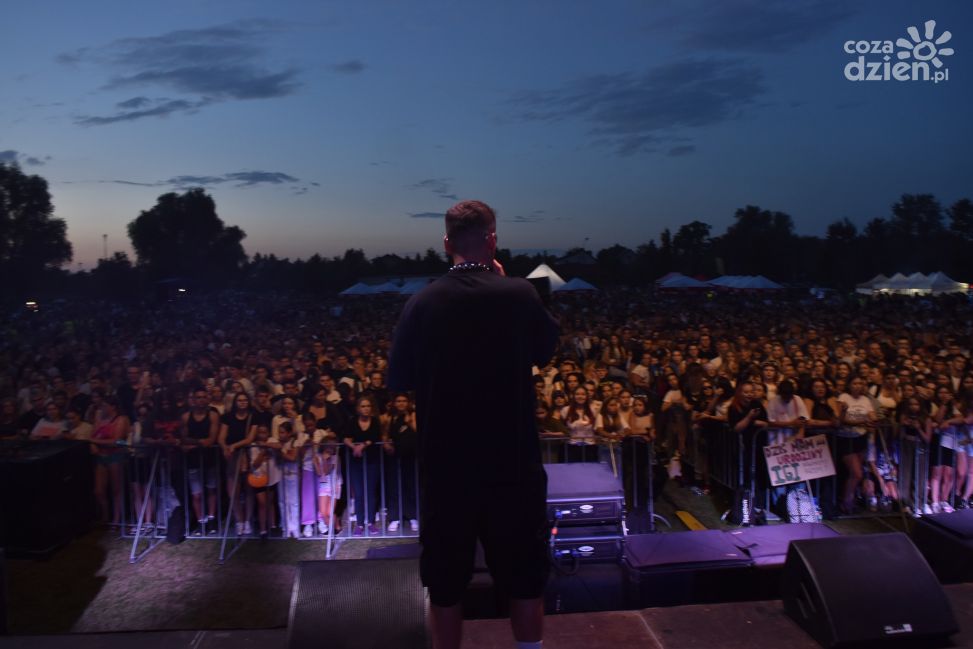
[[763, 434, 836, 487]]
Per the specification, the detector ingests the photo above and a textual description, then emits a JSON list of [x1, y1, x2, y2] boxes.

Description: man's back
[[388, 269, 558, 486]]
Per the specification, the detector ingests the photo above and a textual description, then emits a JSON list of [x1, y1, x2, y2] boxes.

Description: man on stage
[[388, 200, 560, 649]]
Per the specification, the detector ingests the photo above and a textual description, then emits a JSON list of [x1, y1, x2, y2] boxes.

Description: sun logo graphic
[[844, 19, 954, 83], [897, 20, 954, 68]]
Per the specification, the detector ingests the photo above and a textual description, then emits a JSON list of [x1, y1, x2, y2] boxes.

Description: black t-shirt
[[387, 269, 559, 488], [221, 411, 251, 445], [17, 410, 43, 435], [251, 408, 273, 432]]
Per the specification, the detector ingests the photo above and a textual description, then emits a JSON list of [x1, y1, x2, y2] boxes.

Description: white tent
[[709, 275, 783, 290], [526, 263, 566, 291], [656, 273, 711, 289], [865, 271, 967, 295], [554, 277, 598, 292], [927, 272, 967, 294], [339, 282, 374, 296], [855, 273, 890, 294], [743, 275, 784, 290]]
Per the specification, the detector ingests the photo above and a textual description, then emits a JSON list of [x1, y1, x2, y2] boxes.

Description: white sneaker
[[388, 520, 400, 532], [303, 524, 314, 538], [942, 502, 955, 513], [922, 503, 934, 515], [242, 521, 253, 535], [932, 502, 943, 514], [317, 520, 329, 534], [410, 519, 419, 532], [235, 522, 244, 536]]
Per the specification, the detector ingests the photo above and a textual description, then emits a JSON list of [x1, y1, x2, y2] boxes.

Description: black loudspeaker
[[0, 440, 94, 557], [782, 533, 958, 648], [912, 510, 973, 583], [288, 559, 428, 649]]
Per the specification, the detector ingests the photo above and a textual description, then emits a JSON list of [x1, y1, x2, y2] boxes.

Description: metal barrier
[[10, 421, 973, 564]]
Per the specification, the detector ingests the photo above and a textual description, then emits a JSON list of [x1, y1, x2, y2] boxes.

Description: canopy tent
[[339, 282, 374, 296], [656, 273, 711, 290], [398, 278, 434, 295], [526, 263, 566, 291], [709, 275, 784, 290], [554, 277, 598, 292], [855, 273, 890, 293], [861, 271, 968, 295]]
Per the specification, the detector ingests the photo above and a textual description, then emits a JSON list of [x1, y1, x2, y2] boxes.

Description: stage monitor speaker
[[288, 558, 428, 649], [781, 533, 957, 648]]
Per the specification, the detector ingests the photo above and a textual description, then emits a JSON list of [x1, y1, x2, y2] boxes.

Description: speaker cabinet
[[288, 559, 428, 649], [782, 533, 957, 648]]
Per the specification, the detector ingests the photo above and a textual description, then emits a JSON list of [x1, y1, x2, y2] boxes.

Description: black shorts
[[930, 436, 955, 467], [835, 435, 867, 457], [419, 468, 550, 608]]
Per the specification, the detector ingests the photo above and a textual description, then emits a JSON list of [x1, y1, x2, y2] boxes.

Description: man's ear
[[443, 234, 454, 256]]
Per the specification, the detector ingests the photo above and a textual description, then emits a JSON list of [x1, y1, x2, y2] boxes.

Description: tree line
[[2, 162, 971, 301]]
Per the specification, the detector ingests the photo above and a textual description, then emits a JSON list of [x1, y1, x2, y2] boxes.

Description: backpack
[[786, 488, 820, 523]]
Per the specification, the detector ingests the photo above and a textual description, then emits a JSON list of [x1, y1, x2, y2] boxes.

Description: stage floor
[[2, 583, 971, 649]]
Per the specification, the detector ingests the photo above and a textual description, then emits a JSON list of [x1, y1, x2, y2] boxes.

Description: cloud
[[78, 99, 205, 125], [667, 145, 696, 157], [95, 169, 304, 190], [505, 209, 547, 224], [331, 59, 365, 74], [408, 211, 443, 219], [61, 20, 300, 125], [411, 178, 458, 200], [652, 0, 855, 53], [0, 149, 50, 166], [116, 96, 152, 109], [511, 58, 764, 155]]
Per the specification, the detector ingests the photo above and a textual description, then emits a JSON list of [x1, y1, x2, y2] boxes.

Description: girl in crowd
[[728, 381, 768, 517], [694, 377, 733, 495], [305, 387, 339, 432], [562, 386, 601, 462], [219, 392, 255, 536], [661, 371, 692, 462], [276, 421, 302, 539], [314, 417, 342, 535], [248, 424, 275, 539], [128, 401, 155, 533], [299, 411, 331, 537], [898, 395, 929, 513], [837, 377, 877, 514], [29, 402, 67, 439], [343, 396, 382, 535], [90, 396, 130, 526], [272, 396, 305, 439], [598, 397, 628, 438], [65, 407, 92, 441], [929, 386, 967, 513], [383, 392, 419, 533]]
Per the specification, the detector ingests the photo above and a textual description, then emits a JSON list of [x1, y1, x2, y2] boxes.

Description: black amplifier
[[552, 525, 624, 563], [545, 463, 624, 526]]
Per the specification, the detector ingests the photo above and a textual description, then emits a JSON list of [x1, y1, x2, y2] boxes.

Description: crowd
[[2, 288, 973, 536]]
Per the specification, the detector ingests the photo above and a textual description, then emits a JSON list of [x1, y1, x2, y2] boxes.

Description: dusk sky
[[3, 0, 971, 270]]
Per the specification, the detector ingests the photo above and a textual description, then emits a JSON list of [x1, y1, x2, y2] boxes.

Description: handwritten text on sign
[[763, 434, 836, 487]]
